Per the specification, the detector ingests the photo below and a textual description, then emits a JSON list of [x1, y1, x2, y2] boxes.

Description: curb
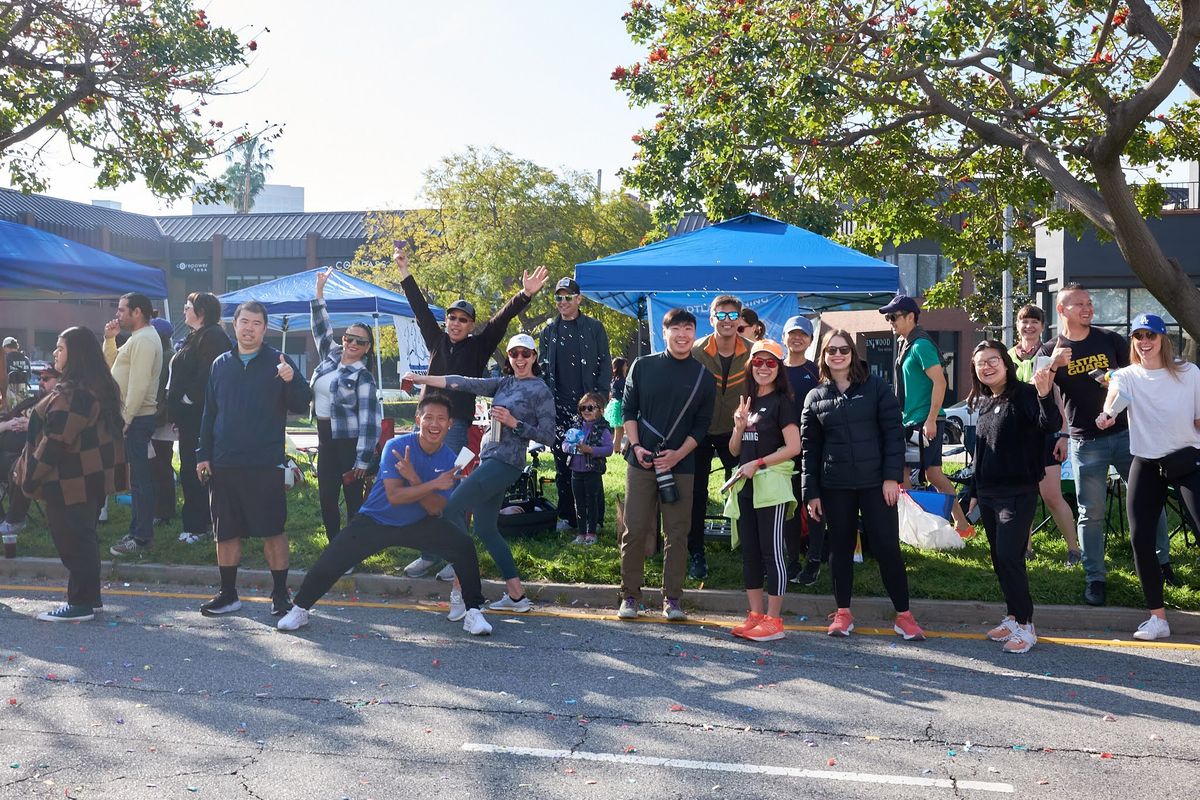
[[1, 556, 1197, 636]]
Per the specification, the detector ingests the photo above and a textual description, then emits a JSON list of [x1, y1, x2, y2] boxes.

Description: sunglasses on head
[[342, 334, 369, 346], [749, 357, 779, 369], [509, 348, 535, 359], [713, 310, 740, 321], [825, 345, 854, 355], [1132, 330, 1160, 340], [579, 404, 598, 412], [555, 293, 579, 302]]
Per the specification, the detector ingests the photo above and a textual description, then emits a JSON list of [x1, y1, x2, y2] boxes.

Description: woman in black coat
[[166, 292, 231, 543], [801, 329, 924, 641]]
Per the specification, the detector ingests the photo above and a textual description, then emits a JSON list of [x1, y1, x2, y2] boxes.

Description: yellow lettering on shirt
[[1066, 353, 1110, 377]]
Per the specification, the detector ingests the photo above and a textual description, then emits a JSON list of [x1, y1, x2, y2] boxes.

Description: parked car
[[942, 400, 978, 444]]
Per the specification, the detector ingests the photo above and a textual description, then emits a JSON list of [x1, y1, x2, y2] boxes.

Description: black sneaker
[[271, 590, 293, 617], [1162, 563, 1183, 588], [688, 552, 708, 581], [1084, 580, 1106, 607], [793, 560, 821, 587], [200, 592, 242, 617], [109, 536, 149, 557]]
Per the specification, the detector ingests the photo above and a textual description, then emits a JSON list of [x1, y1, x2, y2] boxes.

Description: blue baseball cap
[[1130, 312, 1167, 336], [879, 295, 920, 316], [783, 315, 813, 337]]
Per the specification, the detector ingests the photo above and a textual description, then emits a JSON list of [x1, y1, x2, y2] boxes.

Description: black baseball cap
[[555, 278, 581, 295], [446, 299, 476, 320], [879, 294, 920, 316]]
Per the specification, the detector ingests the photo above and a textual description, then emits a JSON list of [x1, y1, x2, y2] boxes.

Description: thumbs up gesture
[[276, 353, 294, 383]]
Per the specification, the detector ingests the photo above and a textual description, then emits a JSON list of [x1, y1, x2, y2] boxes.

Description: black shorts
[[1043, 432, 1063, 469], [904, 420, 945, 470], [210, 466, 286, 542]]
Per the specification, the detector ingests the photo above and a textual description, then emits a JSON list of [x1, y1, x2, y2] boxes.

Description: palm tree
[[218, 136, 273, 213]]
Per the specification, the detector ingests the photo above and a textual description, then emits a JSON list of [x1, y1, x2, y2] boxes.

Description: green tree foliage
[[349, 146, 654, 359], [209, 134, 273, 212], [613, 0, 1200, 332], [0, 0, 278, 200]]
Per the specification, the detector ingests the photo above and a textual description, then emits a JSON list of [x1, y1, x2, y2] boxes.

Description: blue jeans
[[125, 414, 157, 545], [443, 458, 522, 580], [1070, 431, 1168, 582], [419, 420, 471, 563]]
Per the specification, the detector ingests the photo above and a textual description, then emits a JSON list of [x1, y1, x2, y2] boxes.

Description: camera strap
[[641, 362, 706, 449]]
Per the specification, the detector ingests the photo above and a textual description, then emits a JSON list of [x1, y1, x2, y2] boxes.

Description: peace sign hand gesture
[[392, 445, 419, 485], [732, 395, 752, 431]]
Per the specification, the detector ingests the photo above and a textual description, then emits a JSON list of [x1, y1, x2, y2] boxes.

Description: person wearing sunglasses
[[1096, 313, 1200, 641], [539, 277, 611, 536], [394, 244, 549, 580], [310, 267, 381, 544], [965, 341, 1060, 654], [688, 295, 752, 581], [801, 329, 924, 640], [402, 333, 556, 613], [725, 340, 800, 642], [1041, 285, 1174, 606], [563, 391, 614, 545]]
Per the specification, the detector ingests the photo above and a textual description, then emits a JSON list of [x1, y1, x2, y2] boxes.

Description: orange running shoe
[[744, 615, 786, 642], [731, 611, 766, 639], [894, 610, 926, 641], [827, 608, 855, 637]]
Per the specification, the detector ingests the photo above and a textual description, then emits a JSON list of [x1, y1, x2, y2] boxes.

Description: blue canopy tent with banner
[[0, 219, 168, 298], [218, 267, 444, 382], [574, 212, 898, 350]]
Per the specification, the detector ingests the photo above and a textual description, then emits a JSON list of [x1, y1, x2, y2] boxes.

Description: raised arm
[[394, 246, 444, 349], [311, 267, 337, 360]]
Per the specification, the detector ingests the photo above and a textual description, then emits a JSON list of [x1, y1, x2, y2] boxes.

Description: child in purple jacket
[[563, 391, 613, 544]]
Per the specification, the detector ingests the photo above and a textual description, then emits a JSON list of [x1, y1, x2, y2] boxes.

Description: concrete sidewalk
[[2, 555, 1197, 636]]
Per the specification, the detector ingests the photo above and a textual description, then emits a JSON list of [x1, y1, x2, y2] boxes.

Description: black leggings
[[738, 485, 788, 596], [572, 470, 604, 536], [978, 493, 1038, 625], [295, 513, 486, 611], [316, 419, 365, 541], [822, 486, 910, 612], [1128, 456, 1200, 609], [784, 468, 824, 567]]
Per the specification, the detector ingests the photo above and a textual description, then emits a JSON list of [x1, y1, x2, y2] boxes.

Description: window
[[888, 253, 952, 296], [1129, 288, 1174, 323], [1090, 288, 1127, 325]]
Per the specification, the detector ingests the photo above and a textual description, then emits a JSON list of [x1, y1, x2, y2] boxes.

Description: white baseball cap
[[506, 333, 537, 353]]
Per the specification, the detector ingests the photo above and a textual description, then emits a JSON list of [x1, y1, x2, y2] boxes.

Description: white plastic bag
[[897, 491, 964, 550]]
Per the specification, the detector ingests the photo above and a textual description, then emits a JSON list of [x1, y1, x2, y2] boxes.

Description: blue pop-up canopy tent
[[0, 219, 168, 298], [575, 212, 898, 349], [218, 267, 444, 378]]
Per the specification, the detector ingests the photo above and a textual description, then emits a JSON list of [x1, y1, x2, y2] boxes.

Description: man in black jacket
[[395, 244, 549, 577], [196, 301, 313, 618]]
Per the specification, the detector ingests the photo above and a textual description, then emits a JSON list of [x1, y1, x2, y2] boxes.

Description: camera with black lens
[[651, 449, 679, 504]]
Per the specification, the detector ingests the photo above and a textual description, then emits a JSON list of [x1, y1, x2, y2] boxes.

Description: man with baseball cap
[[393, 244, 549, 578], [781, 314, 824, 585], [539, 277, 611, 534], [1, 336, 31, 409], [879, 294, 971, 535]]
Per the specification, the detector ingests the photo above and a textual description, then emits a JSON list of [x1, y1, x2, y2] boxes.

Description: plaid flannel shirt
[[309, 299, 381, 468]]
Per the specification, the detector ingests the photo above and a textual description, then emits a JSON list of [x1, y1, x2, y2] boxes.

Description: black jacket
[[971, 383, 1061, 499], [400, 275, 531, 422], [167, 324, 233, 423], [800, 374, 904, 499]]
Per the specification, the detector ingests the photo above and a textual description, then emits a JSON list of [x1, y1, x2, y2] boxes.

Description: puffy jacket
[[800, 375, 904, 500]]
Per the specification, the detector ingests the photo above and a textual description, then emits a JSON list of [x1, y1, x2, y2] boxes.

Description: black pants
[[150, 437, 176, 520], [784, 468, 824, 568], [738, 485, 788, 596], [317, 419, 365, 541], [46, 499, 102, 607], [823, 486, 910, 612], [176, 409, 210, 534], [689, 432, 737, 555], [1128, 456, 1200, 609], [572, 470, 604, 536], [978, 492, 1038, 624], [295, 513, 486, 611]]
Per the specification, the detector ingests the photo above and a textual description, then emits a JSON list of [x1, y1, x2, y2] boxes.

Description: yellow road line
[[2, 583, 1196, 650]]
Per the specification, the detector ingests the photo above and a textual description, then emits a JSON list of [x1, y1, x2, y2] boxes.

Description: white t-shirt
[[1112, 362, 1200, 459], [313, 374, 333, 418]]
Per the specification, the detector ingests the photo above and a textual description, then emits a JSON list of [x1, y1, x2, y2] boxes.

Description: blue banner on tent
[[645, 292, 804, 352]]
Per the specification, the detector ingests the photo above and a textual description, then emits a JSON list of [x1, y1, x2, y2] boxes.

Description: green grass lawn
[[9, 451, 1199, 610]]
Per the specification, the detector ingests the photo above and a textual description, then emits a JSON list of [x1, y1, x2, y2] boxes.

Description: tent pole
[[281, 316, 288, 354], [162, 297, 172, 325], [373, 313, 384, 386]]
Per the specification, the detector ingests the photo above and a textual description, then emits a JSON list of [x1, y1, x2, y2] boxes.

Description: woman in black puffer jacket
[[801, 328, 924, 641]]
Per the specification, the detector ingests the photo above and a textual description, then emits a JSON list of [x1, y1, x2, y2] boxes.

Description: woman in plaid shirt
[[17, 327, 128, 622], [310, 268, 381, 541]]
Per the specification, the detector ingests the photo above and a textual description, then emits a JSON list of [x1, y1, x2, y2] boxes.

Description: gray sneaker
[[403, 556, 439, 578], [435, 563, 456, 582], [109, 536, 148, 557], [663, 597, 687, 621], [488, 593, 532, 613]]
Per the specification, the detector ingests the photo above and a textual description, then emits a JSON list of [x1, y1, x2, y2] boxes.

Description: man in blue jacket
[[196, 300, 313, 617]]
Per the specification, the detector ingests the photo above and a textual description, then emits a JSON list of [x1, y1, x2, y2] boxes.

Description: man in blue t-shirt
[[277, 394, 493, 635]]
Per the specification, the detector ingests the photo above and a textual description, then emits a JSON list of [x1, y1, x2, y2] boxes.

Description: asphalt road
[[1, 580, 1198, 800]]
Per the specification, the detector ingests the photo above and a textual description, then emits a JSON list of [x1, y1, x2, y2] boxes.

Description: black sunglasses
[[825, 345, 854, 355], [509, 348, 536, 359], [579, 404, 599, 412], [1132, 331, 1160, 340], [555, 293, 579, 302], [342, 335, 370, 346], [884, 313, 902, 322]]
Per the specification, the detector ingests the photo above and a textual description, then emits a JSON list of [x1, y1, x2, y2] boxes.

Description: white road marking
[[461, 743, 1014, 793]]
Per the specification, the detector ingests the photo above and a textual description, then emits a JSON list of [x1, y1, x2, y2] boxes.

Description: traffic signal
[[1027, 255, 1048, 298]]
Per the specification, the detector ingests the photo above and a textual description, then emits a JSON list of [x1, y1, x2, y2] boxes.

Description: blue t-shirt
[[357, 432, 456, 527]]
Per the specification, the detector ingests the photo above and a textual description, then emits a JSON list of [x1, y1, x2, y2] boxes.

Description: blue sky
[[18, 1, 658, 215]]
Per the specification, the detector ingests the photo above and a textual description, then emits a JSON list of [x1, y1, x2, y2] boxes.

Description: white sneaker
[[447, 590, 467, 621], [1133, 615, 1171, 641], [987, 617, 1019, 642], [488, 593, 532, 613], [435, 563, 456, 582], [555, 519, 573, 532], [463, 608, 492, 635], [1002, 623, 1037, 654], [97, 504, 108, 522], [403, 556, 439, 578], [0, 520, 25, 535], [276, 606, 310, 631]]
